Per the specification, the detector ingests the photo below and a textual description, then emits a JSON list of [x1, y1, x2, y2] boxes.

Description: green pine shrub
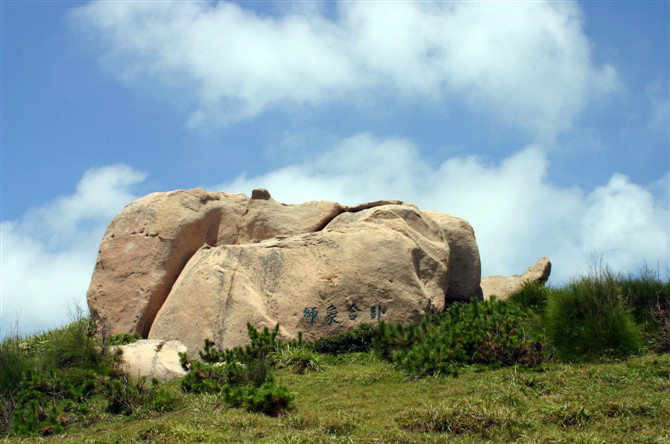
[[374, 298, 546, 377], [545, 272, 642, 360], [179, 323, 294, 416], [223, 378, 294, 416], [11, 368, 95, 435], [311, 323, 377, 354]]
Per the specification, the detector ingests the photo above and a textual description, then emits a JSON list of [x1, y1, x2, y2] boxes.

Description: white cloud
[[0, 165, 146, 336], [216, 134, 670, 283], [2, 143, 667, 335], [71, 0, 616, 139]]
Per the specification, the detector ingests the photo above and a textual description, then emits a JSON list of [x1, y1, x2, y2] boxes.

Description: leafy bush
[[545, 272, 642, 360], [311, 323, 378, 354], [374, 298, 546, 377]]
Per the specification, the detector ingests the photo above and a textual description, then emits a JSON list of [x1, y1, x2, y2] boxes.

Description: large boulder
[[87, 189, 248, 337], [148, 205, 451, 351], [88, 188, 348, 337], [481, 257, 552, 301], [114, 339, 187, 382], [87, 188, 489, 349], [423, 211, 482, 301]]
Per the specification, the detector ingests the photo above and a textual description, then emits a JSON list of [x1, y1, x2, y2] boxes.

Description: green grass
[[1, 352, 668, 443], [2, 269, 669, 442]]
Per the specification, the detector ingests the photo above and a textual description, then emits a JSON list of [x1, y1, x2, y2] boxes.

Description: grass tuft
[[545, 268, 643, 360]]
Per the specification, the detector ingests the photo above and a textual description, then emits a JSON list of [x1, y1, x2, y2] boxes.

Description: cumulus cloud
[[1, 165, 146, 336], [2, 141, 667, 335], [216, 134, 669, 282], [71, 0, 616, 138]]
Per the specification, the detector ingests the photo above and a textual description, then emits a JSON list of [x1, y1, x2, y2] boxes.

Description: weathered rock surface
[[481, 257, 552, 301], [88, 188, 348, 337], [148, 205, 451, 352], [87, 189, 248, 337], [423, 211, 482, 301], [88, 188, 494, 349], [114, 339, 187, 382], [237, 189, 344, 244]]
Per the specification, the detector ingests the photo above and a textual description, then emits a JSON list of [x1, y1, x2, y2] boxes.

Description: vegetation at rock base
[[0, 267, 669, 443], [373, 298, 547, 377]]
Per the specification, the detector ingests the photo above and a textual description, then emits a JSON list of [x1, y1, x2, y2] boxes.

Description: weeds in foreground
[[398, 399, 525, 440]]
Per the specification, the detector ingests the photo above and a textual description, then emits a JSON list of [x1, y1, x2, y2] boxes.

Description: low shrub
[[179, 324, 294, 416], [374, 298, 546, 377], [223, 378, 293, 416], [311, 323, 377, 354], [545, 271, 642, 360], [103, 375, 178, 415], [11, 369, 95, 435]]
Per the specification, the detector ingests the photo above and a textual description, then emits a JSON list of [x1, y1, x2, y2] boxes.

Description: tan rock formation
[[148, 205, 450, 352], [88, 188, 349, 337], [481, 257, 552, 301], [423, 211, 482, 301], [87, 189, 248, 337], [87, 188, 488, 347], [114, 339, 187, 382], [237, 189, 344, 244]]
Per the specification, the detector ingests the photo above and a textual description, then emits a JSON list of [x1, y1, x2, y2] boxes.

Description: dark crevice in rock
[[134, 194, 413, 338], [344, 200, 407, 213], [311, 200, 408, 233], [137, 209, 229, 338], [311, 207, 347, 232]]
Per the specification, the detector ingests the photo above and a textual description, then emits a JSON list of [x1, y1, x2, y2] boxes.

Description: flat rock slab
[[481, 257, 551, 301], [114, 339, 187, 382]]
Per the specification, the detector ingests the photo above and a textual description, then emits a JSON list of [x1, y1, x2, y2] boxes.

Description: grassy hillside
[[2, 267, 669, 443], [2, 353, 669, 443]]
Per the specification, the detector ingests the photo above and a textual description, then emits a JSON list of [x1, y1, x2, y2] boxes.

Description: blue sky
[[1, 0, 669, 335]]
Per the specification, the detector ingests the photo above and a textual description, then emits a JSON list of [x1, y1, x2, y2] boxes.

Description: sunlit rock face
[[88, 188, 485, 352]]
